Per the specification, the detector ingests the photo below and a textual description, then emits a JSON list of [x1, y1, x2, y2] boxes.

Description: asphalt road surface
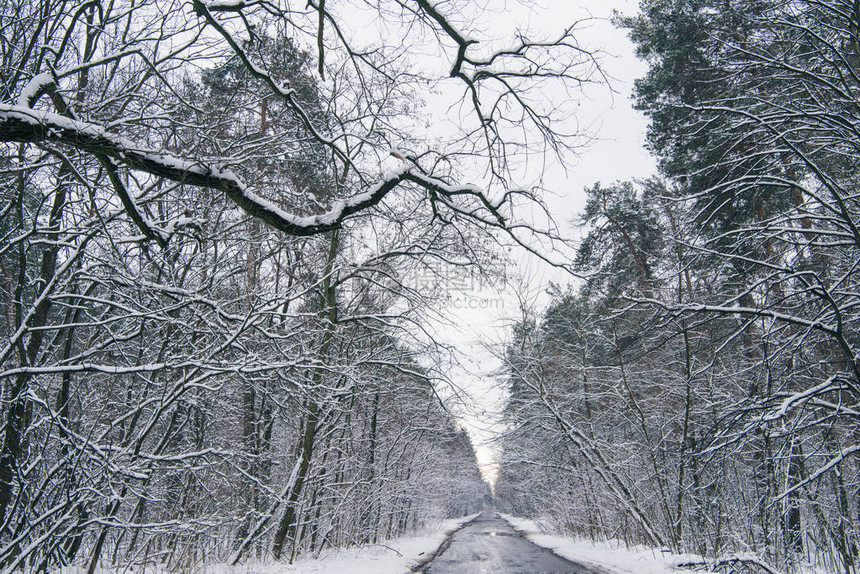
[[419, 513, 602, 574]]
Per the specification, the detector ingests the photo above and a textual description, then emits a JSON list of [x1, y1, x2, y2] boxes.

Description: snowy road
[[418, 513, 601, 573]]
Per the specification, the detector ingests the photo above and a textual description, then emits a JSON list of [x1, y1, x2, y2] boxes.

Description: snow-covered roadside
[[59, 514, 478, 574], [499, 514, 829, 574], [212, 513, 478, 574], [499, 513, 699, 574], [216, 513, 479, 574]]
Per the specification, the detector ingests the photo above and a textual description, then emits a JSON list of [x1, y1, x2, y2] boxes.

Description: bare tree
[[0, 0, 596, 570]]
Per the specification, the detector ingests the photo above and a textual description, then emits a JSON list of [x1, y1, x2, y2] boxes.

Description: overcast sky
[[422, 0, 658, 486]]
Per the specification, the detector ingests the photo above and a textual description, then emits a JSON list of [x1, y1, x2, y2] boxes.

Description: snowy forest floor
[[60, 514, 478, 574], [206, 514, 477, 574], [200, 513, 478, 574], [60, 512, 830, 574], [499, 514, 825, 574], [501, 513, 696, 574], [57, 514, 477, 574]]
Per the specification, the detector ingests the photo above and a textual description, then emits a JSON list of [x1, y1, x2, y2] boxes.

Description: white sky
[[422, 0, 658, 487], [340, 0, 656, 487]]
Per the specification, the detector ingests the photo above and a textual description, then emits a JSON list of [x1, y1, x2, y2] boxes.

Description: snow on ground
[[60, 514, 478, 574], [211, 513, 478, 574], [499, 514, 831, 574], [500, 513, 703, 574]]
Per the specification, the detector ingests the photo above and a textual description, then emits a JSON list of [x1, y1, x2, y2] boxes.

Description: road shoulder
[[408, 513, 481, 572], [499, 513, 666, 574]]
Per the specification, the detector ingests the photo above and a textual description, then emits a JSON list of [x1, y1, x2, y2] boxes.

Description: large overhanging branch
[[0, 104, 502, 237]]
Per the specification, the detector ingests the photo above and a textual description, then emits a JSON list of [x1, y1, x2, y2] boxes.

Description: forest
[[1, 0, 860, 573], [496, 1, 860, 573]]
